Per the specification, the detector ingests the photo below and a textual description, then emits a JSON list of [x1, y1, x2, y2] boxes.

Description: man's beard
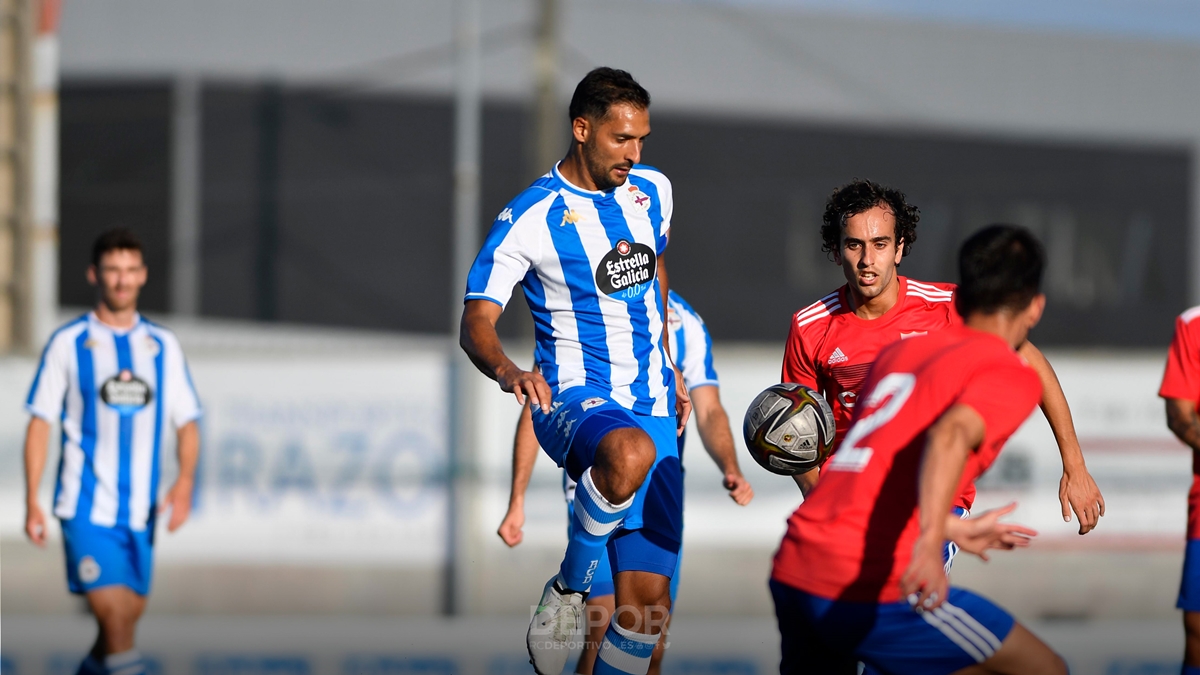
[[583, 143, 630, 191]]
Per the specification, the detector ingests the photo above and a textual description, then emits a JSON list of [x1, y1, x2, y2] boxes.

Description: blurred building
[[56, 0, 1200, 346]]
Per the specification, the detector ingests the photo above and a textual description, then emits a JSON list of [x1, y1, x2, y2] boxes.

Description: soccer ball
[[743, 383, 836, 476]]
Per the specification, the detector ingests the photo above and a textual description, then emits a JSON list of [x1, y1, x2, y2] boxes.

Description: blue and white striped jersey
[[26, 313, 202, 531], [564, 290, 718, 503], [666, 291, 719, 392], [467, 163, 676, 416]]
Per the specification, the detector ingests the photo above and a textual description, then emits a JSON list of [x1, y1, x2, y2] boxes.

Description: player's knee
[[595, 429, 655, 498]]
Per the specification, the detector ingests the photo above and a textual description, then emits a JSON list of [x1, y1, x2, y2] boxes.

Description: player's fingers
[[994, 501, 1019, 517], [1098, 493, 1106, 517], [534, 379, 553, 414], [1059, 489, 1072, 523], [512, 387, 526, 406]]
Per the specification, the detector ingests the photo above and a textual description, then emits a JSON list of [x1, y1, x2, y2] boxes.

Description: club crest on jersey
[[79, 555, 101, 584], [900, 331, 926, 339], [100, 369, 153, 416], [626, 184, 652, 213], [595, 239, 656, 302], [666, 307, 683, 332], [144, 337, 160, 355], [581, 397, 606, 411]]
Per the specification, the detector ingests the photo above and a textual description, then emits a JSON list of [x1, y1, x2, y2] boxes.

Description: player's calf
[[1184, 611, 1200, 670], [594, 570, 672, 675]]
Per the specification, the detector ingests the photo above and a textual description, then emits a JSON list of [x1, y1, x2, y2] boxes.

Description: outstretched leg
[[950, 622, 1066, 675]]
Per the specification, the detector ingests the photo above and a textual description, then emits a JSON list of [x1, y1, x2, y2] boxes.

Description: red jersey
[[1158, 306, 1200, 539], [781, 277, 982, 506], [772, 325, 1041, 602]]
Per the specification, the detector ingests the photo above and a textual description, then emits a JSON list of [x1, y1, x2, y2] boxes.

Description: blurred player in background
[[461, 67, 689, 675], [1158, 307, 1200, 675], [782, 179, 1104, 539], [498, 290, 754, 675], [22, 228, 202, 675], [772, 224, 1065, 674]]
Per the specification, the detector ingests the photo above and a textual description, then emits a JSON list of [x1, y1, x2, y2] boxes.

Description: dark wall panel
[[60, 82, 171, 312], [61, 81, 1191, 346]]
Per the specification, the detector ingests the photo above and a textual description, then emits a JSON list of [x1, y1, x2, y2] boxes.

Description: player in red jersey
[[1158, 306, 1200, 675], [771, 224, 1065, 674], [783, 180, 1104, 534]]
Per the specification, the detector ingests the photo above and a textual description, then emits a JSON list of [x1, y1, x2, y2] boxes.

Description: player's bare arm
[[657, 251, 692, 433], [460, 299, 552, 413], [1165, 398, 1200, 451], [791, 468, 819, 497], [945, 501, 1037, 561], [1018, 341, 1106, 534], [901, 403, 985, 610], [499, 401, 539, 547], [690, 385, 753, 505], [23, 416, 51, 547], [161, 420, 200, 532]]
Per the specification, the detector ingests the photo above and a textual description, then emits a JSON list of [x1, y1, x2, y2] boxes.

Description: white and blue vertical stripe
[[25, 313, 202, 531], [465, 163, 676, 417], [666, 291, 719, 391]]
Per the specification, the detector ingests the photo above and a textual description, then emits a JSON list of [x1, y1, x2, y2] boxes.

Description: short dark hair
[[92, 227, 144, 267], [820, 179, 920, 260], [568, 67, 651, 122], [956, 224, 1045, 316]]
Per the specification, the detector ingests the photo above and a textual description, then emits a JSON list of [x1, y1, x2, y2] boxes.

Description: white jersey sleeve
[[676, 306, 719, 391], [26, 326, 79, 422], [161, 331, 202, 429], [464, 188, 556, 309]]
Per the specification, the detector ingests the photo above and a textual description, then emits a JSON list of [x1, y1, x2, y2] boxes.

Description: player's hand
[[1059, 465, 1105, 535], [25, 501, 47, 547], [947, 502, 1037, 561], [674, 369, 691, 436], [497, 364, 552, 415], [900, 538, 949, 612], [160, 477, 194, 532], [722, 471, 754, 505], [498, 502, 525, 547]]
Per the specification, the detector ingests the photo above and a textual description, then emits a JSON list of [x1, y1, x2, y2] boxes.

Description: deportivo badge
[[581, 397, 606, 411], [626, 185, 651, 213]]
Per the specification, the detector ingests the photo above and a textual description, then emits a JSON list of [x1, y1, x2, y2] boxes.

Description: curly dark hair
[[820, 179, 920, 260]]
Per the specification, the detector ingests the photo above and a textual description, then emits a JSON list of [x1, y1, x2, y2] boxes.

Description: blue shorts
[[1179, 539, 1200, 611], [535, 387, 682, 578], [771, 580, 1014, 675], [61, 518, 154, 596]]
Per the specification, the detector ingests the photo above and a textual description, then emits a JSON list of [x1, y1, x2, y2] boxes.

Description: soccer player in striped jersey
[[771, 225, 1066, 675], [461, 68, 689, 675], [497, 290, 754, 675], [1158, 306, 1200, 675], [23, 229, 201, 675], [782, 180, 1104, 540]]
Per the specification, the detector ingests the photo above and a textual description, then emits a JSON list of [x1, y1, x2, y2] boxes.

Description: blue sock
[[560, 468, 632, 592], [592, 621, 659, 675], [104, 650, 146, 675], [1183, 666, 1200, 675]]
